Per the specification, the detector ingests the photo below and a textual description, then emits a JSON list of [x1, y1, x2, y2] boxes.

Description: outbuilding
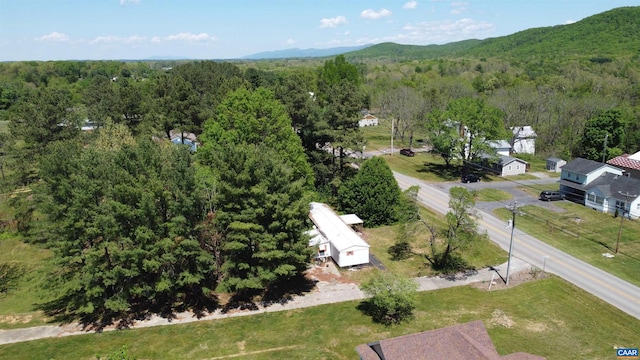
[[546, 157, 566, 172], [308, 202, 370, 268]]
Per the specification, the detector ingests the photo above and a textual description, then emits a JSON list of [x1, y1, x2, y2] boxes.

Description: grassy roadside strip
[[0, 276, 637, 359], [494, 203, 640, 287]]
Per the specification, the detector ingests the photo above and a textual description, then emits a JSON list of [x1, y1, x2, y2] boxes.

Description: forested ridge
[[346, 7, 640, 60], [0, 6, 639, 328]]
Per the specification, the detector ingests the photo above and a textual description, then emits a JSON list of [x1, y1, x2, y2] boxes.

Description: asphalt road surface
[[394, 171, 640, 320]]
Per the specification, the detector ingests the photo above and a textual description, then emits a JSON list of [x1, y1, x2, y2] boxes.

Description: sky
[[1, 0, 638, 61]]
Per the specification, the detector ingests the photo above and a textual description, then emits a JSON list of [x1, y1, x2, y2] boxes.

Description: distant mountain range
[[144, 6, 639, 62], [241, 45, 372, 60]]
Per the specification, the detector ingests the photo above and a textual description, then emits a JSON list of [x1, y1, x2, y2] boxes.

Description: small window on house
[[508, 165, 512, 171], [346, 251, 354, 256], [516, 164, 520, 170]]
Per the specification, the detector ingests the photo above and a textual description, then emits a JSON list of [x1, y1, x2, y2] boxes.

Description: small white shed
[[308, 202, 370, 268], [546, 157, 566, 172]]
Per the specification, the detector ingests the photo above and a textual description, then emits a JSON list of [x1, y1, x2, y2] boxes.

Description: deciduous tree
[[579, 108, 628, 161], [424, 186, 480, 272]]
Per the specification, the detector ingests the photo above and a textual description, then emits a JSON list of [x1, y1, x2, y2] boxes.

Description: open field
[[0, 276, 637, 360], [494, 202, 640, 287]]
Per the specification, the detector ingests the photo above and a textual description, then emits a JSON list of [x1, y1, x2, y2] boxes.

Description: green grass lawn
[[360, 206, 507, 279], [517, 182, 561, 198], [380, 152, 544, 184], [0, 276, 637, 360], [0, 233, 54, 329], [494, 202, 640, 287], [476, 188, 513, 202], [382, 152, 464, 182], [361, 118, 431, 152]]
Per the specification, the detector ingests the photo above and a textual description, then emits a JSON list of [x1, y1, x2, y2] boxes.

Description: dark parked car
[[400, 148, 415, 157], [539, 190, 565, 201], [461, 174, 481, 183]]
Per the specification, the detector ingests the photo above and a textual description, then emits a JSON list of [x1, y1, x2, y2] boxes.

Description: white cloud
[[89, 35, 147, 45], [401, 18, 494, 43], [403, 1, 418, 9], [450, 1, 469, 15], [564, 19, 576, 25], [286, 38, 296, 45], [320, 15, 347, 28], [36, 32, 69, 42], [119, 0, 140, 5], [360, 8, 392, 20], [165, 32, 211, 41], [150, 32, 216, 43]]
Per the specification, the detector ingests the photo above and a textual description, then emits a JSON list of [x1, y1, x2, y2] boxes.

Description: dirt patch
[[471, 268, 548, 291], [306, 263, 354, 284], [0, 315, 33, 324], [489, 308, 515, 328]]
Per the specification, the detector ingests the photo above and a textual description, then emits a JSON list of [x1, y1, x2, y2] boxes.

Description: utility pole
[[615, 191, 637, 253], [390, 118, 394, 156], [602, 133, 608, 163], [505, 201, 518, 285]]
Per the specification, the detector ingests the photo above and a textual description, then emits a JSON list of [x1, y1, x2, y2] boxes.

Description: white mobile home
[[308, 202, 370, 268]]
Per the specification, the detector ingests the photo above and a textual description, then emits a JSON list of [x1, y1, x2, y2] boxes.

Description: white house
[[359, 114, 379, 127], [510, 126, 537, 154], [488, 140, 512, 156], [583, 172, 640, 219], [308, 202, 370, 268], [480, 155, 528, 176]]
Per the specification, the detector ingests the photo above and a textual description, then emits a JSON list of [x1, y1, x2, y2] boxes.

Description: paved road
[[394, 171, 640, 320]]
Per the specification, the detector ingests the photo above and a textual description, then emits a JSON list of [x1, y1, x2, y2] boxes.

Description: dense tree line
[[0, 56, 372, 326]]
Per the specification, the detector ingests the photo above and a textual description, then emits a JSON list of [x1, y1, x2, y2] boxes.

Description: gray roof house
[[557, 158, 640, 217], [480, 154, 528, 177], [582, 173, 640, 219]]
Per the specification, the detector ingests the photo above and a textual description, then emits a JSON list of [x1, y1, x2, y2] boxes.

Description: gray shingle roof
[[561, 158, 620, 175], [586, 173, 640, 200]]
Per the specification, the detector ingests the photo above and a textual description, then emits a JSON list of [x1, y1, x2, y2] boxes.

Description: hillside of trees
[[346, 7, 640, 61], [0, 6, 639, 327]]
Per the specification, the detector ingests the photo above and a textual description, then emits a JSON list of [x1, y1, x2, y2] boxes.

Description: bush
[[359, 273, 417, 325]]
